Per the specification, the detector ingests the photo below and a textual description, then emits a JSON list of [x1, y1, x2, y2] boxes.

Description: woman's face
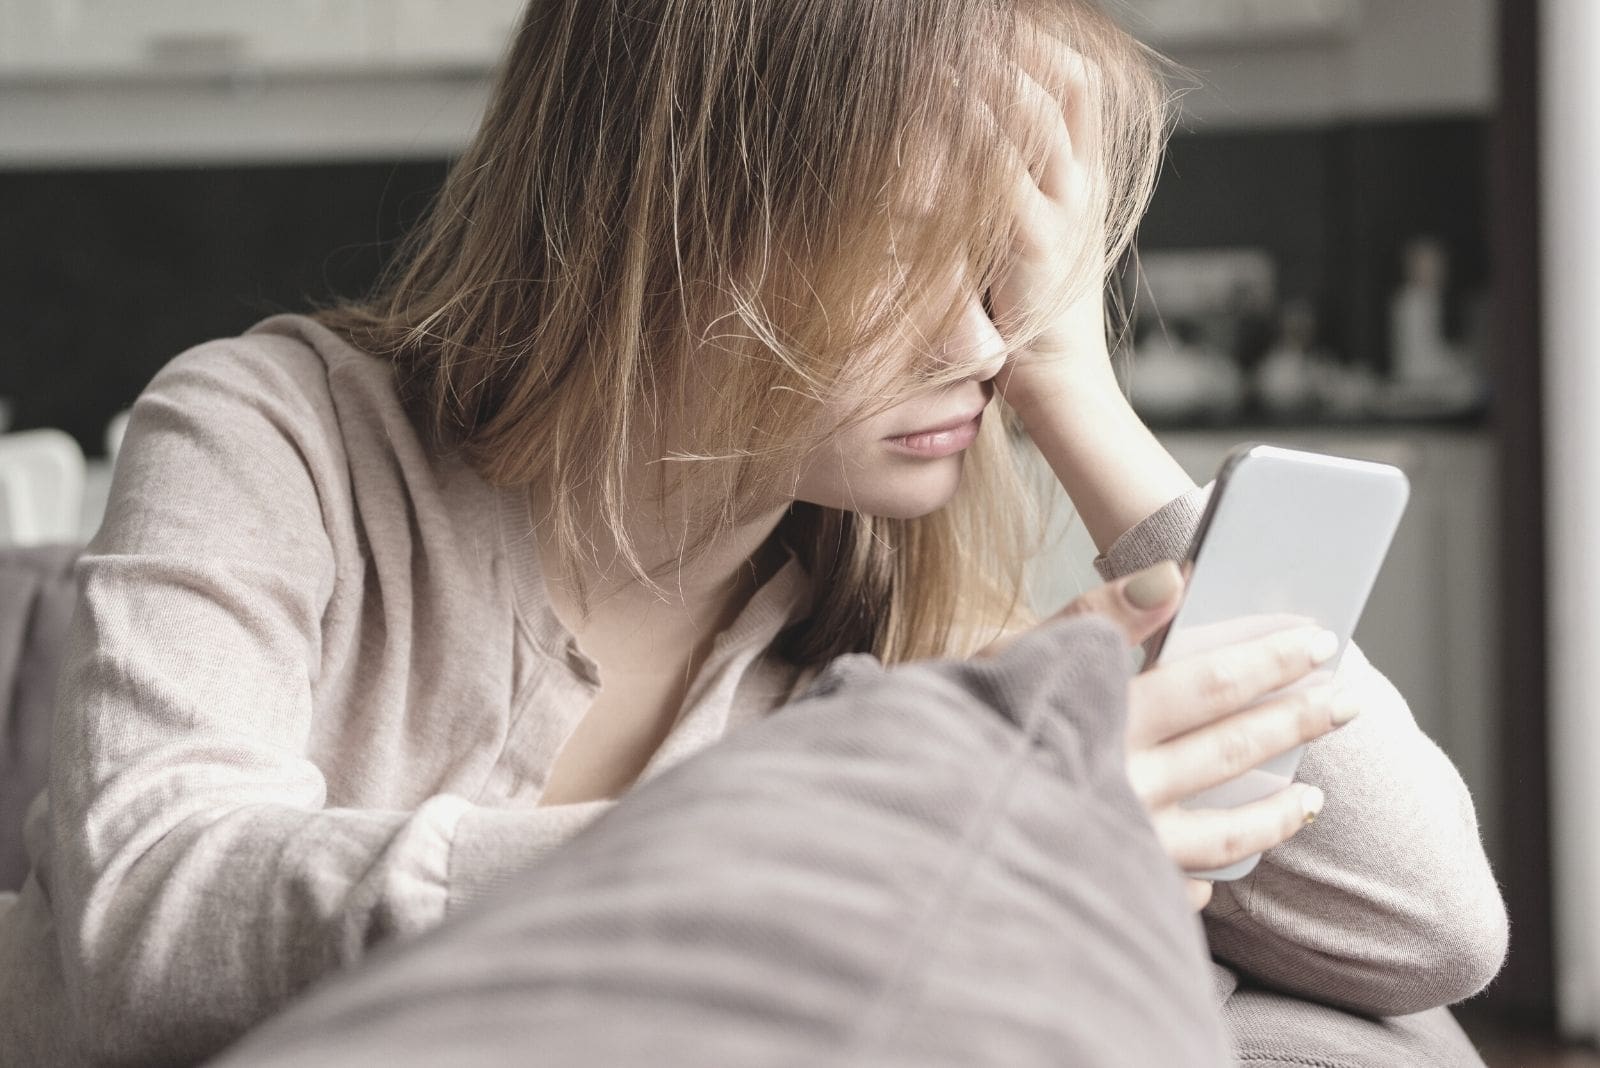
[[789, 287, 1008, 519]]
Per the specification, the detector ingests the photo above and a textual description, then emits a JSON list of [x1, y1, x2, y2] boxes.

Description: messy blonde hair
[[309, 0, 1176, 667]]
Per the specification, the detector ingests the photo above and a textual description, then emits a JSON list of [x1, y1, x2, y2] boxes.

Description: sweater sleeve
[[1092, 483, 1510, 1016], [44, 342, 611, 1065]]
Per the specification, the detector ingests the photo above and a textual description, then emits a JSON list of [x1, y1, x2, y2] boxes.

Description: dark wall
[[0, 160, 447, 456], [0, 114, 1488, 458], [1138, 116, 1490, 376]]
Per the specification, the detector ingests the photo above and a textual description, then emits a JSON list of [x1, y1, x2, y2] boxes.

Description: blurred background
[[0, 1, 1593, 1062]]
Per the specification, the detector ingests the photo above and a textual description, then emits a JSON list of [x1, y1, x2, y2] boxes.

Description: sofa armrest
[[1223, 984, 1486, 1067], [0, 542, 81, 892]]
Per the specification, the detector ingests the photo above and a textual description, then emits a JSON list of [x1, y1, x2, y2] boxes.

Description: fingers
[[974, 558, 1186, 661], [1186, 878, 1213, 912], [1127, 623, 1341, 749], [1016, 31, 1104, 178], [1008, 165, 1062, 261], [955, 43, 1100, 208], [994, 59, 1098, 210], [1127, 679, 1354, 808], [1011, 34, 1108, 207], [982, 558, 1183, 659], [1154, 783, 1325, 875], [1005, 64, 1076, 203], [1051, 559, 1186, 651], [960, 85, 1057, 258]]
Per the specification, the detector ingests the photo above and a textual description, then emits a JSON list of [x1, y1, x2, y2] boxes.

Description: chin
[[842, 453, 967, 519]]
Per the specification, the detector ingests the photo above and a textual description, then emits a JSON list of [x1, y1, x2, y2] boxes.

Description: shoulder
[[135, 313, 413, 475], [149, 311, 399, 412], [140, 318, 338, 439], [107, 317, 380, 553]]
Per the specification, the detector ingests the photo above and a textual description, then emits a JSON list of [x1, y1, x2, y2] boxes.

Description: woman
[[0, 1, 1507, 1063]]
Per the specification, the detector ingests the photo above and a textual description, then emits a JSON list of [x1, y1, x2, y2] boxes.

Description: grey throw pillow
[[213, 613, 1230, 1067]]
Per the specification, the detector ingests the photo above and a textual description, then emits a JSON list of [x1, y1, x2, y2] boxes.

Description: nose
[[953, 292, 1007, 382]]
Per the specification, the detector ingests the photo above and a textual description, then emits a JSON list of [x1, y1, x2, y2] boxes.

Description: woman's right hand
[[980, 558, 1360, 912]]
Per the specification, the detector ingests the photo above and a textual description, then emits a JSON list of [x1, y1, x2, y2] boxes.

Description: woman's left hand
[[981, 38, 1121, 426]]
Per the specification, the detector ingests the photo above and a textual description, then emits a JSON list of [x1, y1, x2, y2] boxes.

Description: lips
[[888, 404, 988, 440]]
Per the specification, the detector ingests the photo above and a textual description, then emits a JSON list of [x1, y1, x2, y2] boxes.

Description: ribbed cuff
[[1092, 480, 1215, 583]]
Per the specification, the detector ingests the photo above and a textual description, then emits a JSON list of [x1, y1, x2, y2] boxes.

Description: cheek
[[792, 422, 881, 497], [788, 422, 968, 519]]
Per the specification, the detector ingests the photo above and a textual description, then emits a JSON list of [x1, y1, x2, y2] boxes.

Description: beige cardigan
[[0, 313, 1508, 1065]]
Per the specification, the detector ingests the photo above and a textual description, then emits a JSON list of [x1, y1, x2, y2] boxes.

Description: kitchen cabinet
[[1, 0, 373, 77], [0, 0, 527, 164], [0, 0, 529, 79], [0, 0, 1495, 163], [0, 0, 1373, 79], [1022, 427, 1504, 873]]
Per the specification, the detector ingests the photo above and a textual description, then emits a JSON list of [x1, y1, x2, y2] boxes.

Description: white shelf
[[0, 0, 531, 166], [0, 73, 493, 167], [0, 0, 527, 81]]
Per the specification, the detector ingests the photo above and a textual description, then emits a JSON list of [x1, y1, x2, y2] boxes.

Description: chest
[[535, 659, 700, 806]]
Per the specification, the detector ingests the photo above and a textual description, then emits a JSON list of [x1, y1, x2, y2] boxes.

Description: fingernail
[[1307, 628, 1340, 664], [1300, 785, 1325, 824], [1123, 560, 1182, 610]]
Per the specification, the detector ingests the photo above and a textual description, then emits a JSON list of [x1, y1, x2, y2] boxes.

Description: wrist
[[1013, 373, 1198, 556], [992, 343, 1120, 428], [1005, 360, 1128, 439]]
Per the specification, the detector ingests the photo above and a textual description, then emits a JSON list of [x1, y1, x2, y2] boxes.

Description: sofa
[[0, 542, 79, 891], [0, 544, 1490, 1065]]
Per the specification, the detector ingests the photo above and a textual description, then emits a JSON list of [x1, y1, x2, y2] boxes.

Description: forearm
[[1200, 642, 1509, 1016], [1012, 372, 1196, 556], [54, 785, 612, 1063]]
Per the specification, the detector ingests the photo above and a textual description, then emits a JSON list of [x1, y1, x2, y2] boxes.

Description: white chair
[[105, 409, 131, 466], [78, 409, 131, 543], [0, 429, 87, 546]]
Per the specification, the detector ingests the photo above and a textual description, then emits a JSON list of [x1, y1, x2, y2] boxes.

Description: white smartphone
[[1145, 443, 1411, 881]]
